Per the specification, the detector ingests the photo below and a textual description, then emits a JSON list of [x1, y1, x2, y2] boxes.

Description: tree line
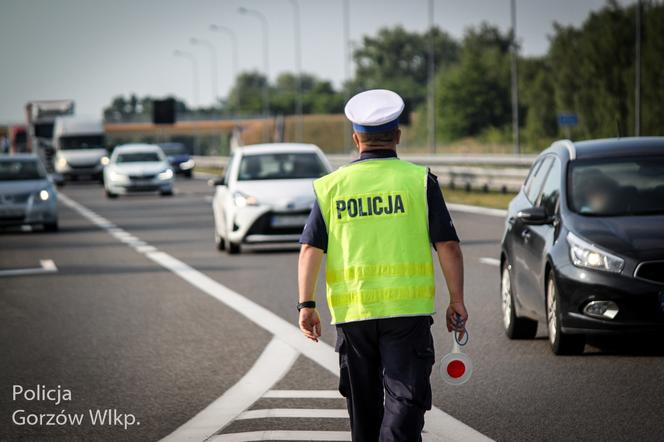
[[104, 1, 663, 149]]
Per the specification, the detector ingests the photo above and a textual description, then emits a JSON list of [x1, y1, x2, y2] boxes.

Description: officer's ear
[[352, 132, 361, 150]]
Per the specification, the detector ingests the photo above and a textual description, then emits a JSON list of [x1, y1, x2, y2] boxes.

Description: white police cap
[[344, 89, 405, 133]]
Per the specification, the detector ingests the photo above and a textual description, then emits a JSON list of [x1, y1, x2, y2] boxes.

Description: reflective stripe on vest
[[313, 158, 435, 324]]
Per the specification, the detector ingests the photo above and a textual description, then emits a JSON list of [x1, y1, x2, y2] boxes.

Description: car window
[[569, 156, 664, 216], [0, 159, 46, 181], [237, 153, 328, 181], [525, 156, 553, 203], [537, 157, 561, 215]]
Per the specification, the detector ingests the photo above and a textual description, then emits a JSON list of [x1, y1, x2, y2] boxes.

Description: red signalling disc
[[446, 360, 466, 378]]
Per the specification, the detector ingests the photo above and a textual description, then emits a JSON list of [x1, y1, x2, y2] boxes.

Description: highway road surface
[[2, 176, 663, 441]]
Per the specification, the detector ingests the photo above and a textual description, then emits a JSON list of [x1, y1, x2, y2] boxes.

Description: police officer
[[297, 89, 467, 442]]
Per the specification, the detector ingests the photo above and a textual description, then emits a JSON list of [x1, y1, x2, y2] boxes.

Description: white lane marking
[[479, 257, 501, 267], [237, 408, 348, 420], [59, 193, 493, 442], [447, 203, 507, 218], [161, 337, 299, 442], [210, 431, 352, 441], [263, 390, 343, 399], [204, 195, 214, 203], [0, 259, 58, 277]]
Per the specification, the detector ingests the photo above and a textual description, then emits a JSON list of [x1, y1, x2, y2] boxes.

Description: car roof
[[0, 154, 40, 161], [238, 143, 322, 156], [543, 137, 664, 162], [113, 143, 163, 154]]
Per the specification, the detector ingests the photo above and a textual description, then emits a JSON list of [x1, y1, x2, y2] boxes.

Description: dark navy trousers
[[335, 316, 435, 442]]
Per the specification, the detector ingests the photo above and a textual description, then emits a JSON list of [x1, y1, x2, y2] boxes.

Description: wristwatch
[[297, 301, 316, 311]]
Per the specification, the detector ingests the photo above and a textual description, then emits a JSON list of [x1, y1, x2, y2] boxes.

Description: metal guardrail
[[193, 153, 536, 193]]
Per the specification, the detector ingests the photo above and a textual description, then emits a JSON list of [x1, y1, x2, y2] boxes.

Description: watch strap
[[297, 301, 316, 311]]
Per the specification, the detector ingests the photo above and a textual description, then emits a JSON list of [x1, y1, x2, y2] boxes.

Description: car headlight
[[179, 159, 195, 170], [100, 156, 110, 166], [158, 169, 174, 180], [38, 189, 50, 201], [57, 157, 68, 168], [233, 191, 258, 207], [567, 232, 624, 273]]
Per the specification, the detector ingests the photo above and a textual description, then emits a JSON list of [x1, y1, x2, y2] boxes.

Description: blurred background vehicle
[[0, 154, 58, 231], [500, 137, 664, 355], [25, 100, 75, 173], [211, 143, 331, 254], [158, 142, 195, 178], [8, 125, 28, 154], [53, 116, 107, 183], [103, 144, 174, 198]]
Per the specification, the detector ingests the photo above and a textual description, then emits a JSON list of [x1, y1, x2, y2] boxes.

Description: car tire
[[501, 260, 538, 339], [546, 272, 585, 355], [43, 221, 59, 232], [215, 230, 226, 251], [105, 190, 118, 199], [184, 170, 193, 179], [160, 189, 174, 196], [227, 241, 241, 255]]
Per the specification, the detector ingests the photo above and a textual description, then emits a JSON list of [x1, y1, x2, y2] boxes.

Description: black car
[[500, 137, 664, 355], [159, 142, 195, 178]]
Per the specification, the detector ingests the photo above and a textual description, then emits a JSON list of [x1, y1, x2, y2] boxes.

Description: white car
[[212, 143, 332, 254], [103, 144, 174, 198]]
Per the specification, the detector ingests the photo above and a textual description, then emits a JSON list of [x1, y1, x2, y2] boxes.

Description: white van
[[53, 117, 107, 182]]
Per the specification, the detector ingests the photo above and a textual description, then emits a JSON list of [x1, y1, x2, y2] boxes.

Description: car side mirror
[[208, 177, 225, 187], [516, 206, 553, 225]]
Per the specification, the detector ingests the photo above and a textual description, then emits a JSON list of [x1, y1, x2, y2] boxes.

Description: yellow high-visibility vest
[[313, 158, 435, 324]]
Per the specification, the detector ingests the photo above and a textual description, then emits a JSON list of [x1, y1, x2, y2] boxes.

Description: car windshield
[[237, 152, 328, 181], [0, 159, 46, 181], [60, 135, 105, 150], [569, 156, 664, 216], [160, 144, 187, 155], [116, 152, 162, 163]]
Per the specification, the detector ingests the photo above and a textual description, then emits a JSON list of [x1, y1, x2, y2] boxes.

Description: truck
[[52, 116, 107, 182], [25, 100, 75, 172]]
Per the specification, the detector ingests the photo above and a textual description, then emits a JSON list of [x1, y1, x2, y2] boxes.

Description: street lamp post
[[209, 24, 240, 112], [190, 37, 219, 107], [427, 0, 436, 154], [238, 6, 270, 141], [510, 0, 520, 154], [290, 0, 304, 142], [173, 49, 199, 108]]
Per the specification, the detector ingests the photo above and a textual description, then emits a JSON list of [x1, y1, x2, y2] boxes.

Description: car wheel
[[227, 240, 241, 255], [43, 221, 59, 232], [160, 189, 174, 196], [214, 230, 226, 251], [501, 260, 538, 339], [184, 170, 193, 178], [105, 190, 118, 199], [546, 272, 585, 355]]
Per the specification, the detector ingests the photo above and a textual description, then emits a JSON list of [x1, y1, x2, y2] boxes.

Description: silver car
[[0, 155, 58, 231]]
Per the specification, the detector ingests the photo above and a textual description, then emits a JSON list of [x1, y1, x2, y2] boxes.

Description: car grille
[[0, 192, 31, 204], [635, 261, 664, 285], [69, 163, 98, 169], [129, 174, 156, 180]]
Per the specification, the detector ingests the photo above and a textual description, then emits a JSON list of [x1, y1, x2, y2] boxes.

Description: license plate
[[132, 180, 151, 186], [271, 215, 308, 228]]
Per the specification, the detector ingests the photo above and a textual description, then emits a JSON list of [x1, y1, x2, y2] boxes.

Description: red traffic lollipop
[[440, 320, 472, 385]]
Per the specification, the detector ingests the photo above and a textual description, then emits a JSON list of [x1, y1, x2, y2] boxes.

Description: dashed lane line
[[0, 259, 58, 277], [263, 390, 343, 399], [479, 257, 501, 267], [210, 430, 352, 441], [237, 409, 349, 420], [59, 193, 493, 442]]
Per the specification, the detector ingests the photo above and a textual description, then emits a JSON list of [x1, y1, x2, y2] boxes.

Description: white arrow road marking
[[59, 193, 493, 442], [479, 257, 501, 267], [263, 390, 343, 399], [210, 431, 352, 441], [237, 409, 349, 420], [160, 337, 298, 442], [0, 259, 58, 277]]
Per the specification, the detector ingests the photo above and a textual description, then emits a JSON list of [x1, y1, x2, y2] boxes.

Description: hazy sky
[[1, 0, 622, 122]]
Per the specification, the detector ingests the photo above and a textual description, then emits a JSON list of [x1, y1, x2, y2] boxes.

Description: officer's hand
[[446, 302, 468, 339], [299, 308, 321, 343]]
